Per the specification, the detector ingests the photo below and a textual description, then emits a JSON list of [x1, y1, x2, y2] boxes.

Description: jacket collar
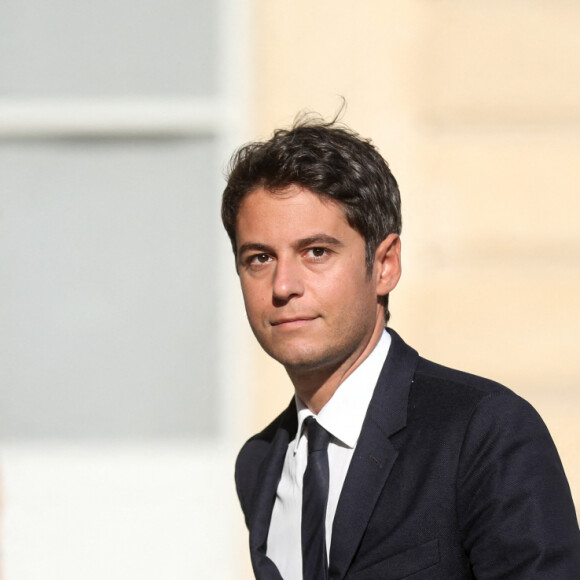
[[248, 401, 297, 579], [329, 329, 418, 579]]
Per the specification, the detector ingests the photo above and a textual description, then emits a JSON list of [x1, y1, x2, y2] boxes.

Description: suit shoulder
[[234, 400, 296, 511], [410, 356, 541, 426], [415, 356, 521, 401], [236, 406, 289, 470], [416, 357, 505, 393], [239, 397, 297, 451], [387, 329, 522, 414]]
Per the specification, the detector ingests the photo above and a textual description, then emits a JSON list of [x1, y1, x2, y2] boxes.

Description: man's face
[[235, 185, 397, 377]]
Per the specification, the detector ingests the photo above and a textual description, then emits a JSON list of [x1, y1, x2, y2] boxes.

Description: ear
[[374, 233, 401, 297]]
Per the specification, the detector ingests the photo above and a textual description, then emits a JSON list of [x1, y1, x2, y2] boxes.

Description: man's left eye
[[307, 247, 328, 259]]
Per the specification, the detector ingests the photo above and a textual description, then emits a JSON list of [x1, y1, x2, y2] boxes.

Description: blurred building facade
[[241, 0, 580, 575]]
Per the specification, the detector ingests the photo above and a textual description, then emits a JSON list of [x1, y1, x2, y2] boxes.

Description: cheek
[[321, 266, 369, 303], [328, 277, 376, 321], [241, 279, 268, 316]]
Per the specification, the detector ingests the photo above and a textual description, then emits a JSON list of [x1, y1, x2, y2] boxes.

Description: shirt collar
[[294, 329, 391, 452]]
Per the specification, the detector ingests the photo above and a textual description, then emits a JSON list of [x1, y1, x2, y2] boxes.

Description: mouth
[[270, 316, 317, 329]]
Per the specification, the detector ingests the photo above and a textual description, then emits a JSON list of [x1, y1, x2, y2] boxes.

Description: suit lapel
[[248, 402, 297, 579], [329, 330, 418, 579]]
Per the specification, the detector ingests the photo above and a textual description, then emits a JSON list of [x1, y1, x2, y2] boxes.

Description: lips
[[270, 316, 317, 327]]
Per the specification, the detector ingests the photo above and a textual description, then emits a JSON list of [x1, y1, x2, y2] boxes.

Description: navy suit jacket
[[235, 329, 580, 579]]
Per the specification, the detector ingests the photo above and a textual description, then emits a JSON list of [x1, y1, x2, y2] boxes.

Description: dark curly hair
[[221, 113, 402, 322]]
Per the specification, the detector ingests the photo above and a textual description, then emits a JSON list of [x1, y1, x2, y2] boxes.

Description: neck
[[287, 319, 385, 415]]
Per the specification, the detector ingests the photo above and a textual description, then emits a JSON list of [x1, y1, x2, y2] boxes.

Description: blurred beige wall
[[236, 3, 580, 570]]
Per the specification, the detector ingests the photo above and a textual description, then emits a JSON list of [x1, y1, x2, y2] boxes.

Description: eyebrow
[[296, 234, 344, 248], [237, 234, 344, 257], [237, 242, 273, 256]]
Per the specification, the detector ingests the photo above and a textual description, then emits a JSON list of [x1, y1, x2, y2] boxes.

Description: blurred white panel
[[0, 98, 226, 138], [0, 137, 220, 439], [0, 0, 218, 96], [1, 442, 238, 579]]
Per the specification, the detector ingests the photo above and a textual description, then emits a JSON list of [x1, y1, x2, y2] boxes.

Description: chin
[[266, 343, 347, 375]]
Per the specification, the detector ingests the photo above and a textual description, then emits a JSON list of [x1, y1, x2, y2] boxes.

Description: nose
[[272, 256, 304, 303]]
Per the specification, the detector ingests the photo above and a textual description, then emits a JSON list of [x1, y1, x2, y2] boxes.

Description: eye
[[305, 247, 330, 261], [248, 253, 272, 265]]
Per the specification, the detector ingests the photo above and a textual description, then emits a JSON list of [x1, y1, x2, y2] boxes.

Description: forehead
[[235, 185, 351, 240]]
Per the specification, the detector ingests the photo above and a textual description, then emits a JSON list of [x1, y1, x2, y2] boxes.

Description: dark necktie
[[302, 416, 331, 580]]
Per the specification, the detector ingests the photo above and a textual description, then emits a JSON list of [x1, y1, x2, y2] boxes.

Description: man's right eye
[[249, 253, 271, 265]]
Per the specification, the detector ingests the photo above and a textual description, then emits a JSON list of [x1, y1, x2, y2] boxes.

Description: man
[[222, 115, 580, 579]]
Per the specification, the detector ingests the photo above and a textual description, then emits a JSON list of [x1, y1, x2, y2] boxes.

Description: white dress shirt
[[266, 330, 392, 580]]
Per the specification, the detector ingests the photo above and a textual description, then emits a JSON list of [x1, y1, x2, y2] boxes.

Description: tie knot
[[304, 416, 331, 454]]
